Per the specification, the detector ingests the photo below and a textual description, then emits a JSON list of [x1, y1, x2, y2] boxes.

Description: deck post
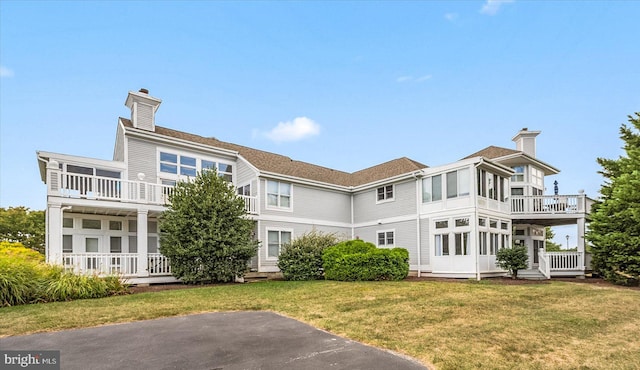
[[577, 216, 586, 271], [136, 209, 149, 277], [47, 203, 63, 265]]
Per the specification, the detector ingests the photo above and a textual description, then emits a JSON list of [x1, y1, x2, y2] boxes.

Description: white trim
[[352, 214, 417, 228], [265, 227, 293, 261], [257, 214, 352, 229]]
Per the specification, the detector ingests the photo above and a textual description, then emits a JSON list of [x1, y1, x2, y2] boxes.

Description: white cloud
[[263, 117, 320, 143], [480, 0, 514, 15], [396, 75, 432, 83], [444, 13, 459, 21], [0, 66, 14, 78]]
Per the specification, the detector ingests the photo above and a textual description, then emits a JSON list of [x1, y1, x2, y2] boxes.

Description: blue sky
[[1, 1, 639, 246]]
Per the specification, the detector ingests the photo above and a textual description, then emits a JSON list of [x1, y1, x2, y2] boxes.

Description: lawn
[[1, 279, 639, 370]]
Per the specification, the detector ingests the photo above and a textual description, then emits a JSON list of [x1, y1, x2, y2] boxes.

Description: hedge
[[322, 239, 409, 281]]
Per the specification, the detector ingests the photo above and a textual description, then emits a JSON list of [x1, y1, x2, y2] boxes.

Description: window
[[490, 233, 499, 255], [446, 171, 457, 199], [455, 218, 469, 227], [96, 169, 121, 179], [109, 221, 122, 231], [446, 169, 470, 199], [148, 221, 158, 233], [477, 169, 487, 197], [63, 235, 73, 253], [455, 232, 470, 255], [501, 234, 510, 250], [488, 174, 499, 200], [237, 184, 251, 196], [267, 230, 291, 259], [218, 163, 233, 182], [479, 232, 487, 255], [67, 165, 93, 175], [202, 160, 216, 171], [435, 220, 448, 229], [501, 222, 509, 230], [531, 167, 544, 188], [377, 185, 394, 202], [85, 238, 99, 253], [511, 166, 525, 182], [267, 181, 291, 209], [128, 236, 137, 253], [110, 237, 122, 253], [501, 177, 508, 202], [435, 234, 449, 256], [511, 188, 524, 196], [128, 220, 137, 232], [377, 231, 395, 247], [82, 219, 101, 230], [148, 236, 158, 253], [160, 152, 178, 174], [63, 218, 74, 228], [478, 218, 486, 227], [515, 229, 526, 236], [179, 156, 197, 177], [489, 219, 498, 229], [423, 175, 442, 202]]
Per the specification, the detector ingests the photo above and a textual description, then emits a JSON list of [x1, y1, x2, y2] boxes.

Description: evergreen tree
[[586, 113, 640, 286], [159, 170, 258, 283]]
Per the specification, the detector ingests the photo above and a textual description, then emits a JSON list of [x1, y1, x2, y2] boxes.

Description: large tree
[[0, 207, 45, 254], [586, 113, 640, 286], [159, 170, 258, 283]]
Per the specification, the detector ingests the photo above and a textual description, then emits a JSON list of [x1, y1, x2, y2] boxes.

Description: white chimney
[[512, 128, 541, 158], [124, 88, 162, 131]]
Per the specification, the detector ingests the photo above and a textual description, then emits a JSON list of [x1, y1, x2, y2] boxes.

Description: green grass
[[1, 280, 639, 370]]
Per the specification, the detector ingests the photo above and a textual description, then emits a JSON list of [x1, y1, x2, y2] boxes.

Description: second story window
[[377, 185, 394, 202], [511, 166, 525, 182], [446, 168, 470, 199], [267, 180, 291, 209], [423, 175, 442, 202]]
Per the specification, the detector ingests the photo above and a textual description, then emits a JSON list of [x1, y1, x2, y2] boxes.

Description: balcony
[[511, 194, 591, 215], [47, 170, 258, 214]]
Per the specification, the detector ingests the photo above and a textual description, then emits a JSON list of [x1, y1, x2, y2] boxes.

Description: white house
[[37, 89, 594, 283]]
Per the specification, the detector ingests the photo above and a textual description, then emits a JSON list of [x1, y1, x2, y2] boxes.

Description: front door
[[533, 240, 544, 266]]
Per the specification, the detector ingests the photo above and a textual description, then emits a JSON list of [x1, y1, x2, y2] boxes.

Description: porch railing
[[511, 194, 586, 215], [63, 253, 139, 277], [49, 170, 258, 214], [537, 250, 584, 278], [62, 253, 173, 277]]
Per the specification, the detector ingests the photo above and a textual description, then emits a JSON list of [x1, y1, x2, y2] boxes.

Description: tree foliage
[[159, 170, 258, 284], [496, 246, 528, 279], [277, 230, 341, 281], [544, 227, 563, 252], [0, 207, 45, 254], [586, 113, 640, 286]]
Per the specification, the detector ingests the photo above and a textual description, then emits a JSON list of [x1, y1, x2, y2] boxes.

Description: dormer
[[125, 88, 162, 131], [512, 128, 540, 158]]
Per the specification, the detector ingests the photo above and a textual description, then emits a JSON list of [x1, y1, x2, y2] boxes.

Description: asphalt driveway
[[0, 311, 427, 370]]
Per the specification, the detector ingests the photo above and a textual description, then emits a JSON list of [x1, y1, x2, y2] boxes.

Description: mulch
[[128, 276, 639, 293]]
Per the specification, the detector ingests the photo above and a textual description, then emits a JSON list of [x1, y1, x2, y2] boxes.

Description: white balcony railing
[[62, 253, 173, 277], [49, 170, 258, 214], [511, 195, 587, 215], [63, 253, 139, 277], [537, 250, 584, 278]]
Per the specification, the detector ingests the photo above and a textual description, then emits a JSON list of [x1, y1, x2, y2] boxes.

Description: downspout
[[350, 193, 355, 239]]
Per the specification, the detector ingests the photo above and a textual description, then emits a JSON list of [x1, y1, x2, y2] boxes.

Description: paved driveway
[[1, 311, 427, 370]]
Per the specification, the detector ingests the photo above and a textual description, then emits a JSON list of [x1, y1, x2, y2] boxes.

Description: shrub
[[322, 239, 409, 281], [496, 246, 529, 279], [0, 242, 129, 306], [277, 231, 341, 281]]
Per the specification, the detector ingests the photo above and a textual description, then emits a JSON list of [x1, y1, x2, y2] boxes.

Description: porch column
[[136, 209, 149, 277], [577, 216, 586, 271], [48, 203, 63, 265]]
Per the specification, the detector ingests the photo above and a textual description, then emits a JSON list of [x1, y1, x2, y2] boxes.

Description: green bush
[[322, 239, 409, 281], [496, 246, 529, 279], [277, 231, 341, 281], [0, 242, 129, 306]]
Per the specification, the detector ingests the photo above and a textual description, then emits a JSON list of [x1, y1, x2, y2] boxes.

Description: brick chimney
[[512, 128, 541, 157], [125, 88, 162, 131]]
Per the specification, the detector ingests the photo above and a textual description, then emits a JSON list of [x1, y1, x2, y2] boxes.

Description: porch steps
[[517, 269, 548, 280]]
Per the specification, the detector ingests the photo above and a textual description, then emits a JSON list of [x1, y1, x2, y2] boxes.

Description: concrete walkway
[[0, 311, 427, 370]]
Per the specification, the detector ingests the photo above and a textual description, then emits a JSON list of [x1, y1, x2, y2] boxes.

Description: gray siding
[[127, 137, 157, 181], [353, 180, 418, 223], [354, 220, 418, 265], [260, 179, 351, 224], [136, 103, 154, 131], [235, 159, 257, 194], [259, 220, 350, 268]]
